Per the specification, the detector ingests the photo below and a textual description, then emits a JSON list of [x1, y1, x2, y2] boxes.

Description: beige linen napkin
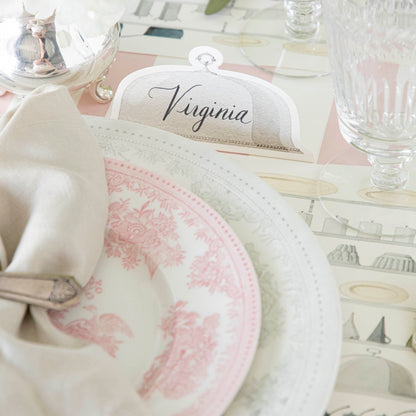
[[0, 85, 150, 415]]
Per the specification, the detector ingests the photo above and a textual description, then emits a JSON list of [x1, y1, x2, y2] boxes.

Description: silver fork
[[0, 272, 82, 310]]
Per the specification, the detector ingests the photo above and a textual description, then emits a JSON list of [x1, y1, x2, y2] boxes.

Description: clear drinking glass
[[285, 0, 322, 39], [239, 0, 330, 78], [322, 0, 416, 190]]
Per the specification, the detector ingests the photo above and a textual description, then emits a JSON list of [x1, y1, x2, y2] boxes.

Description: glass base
[[239, 5, 330, 78], [317, 147, 416, 240], [367, 154, 410, 190]]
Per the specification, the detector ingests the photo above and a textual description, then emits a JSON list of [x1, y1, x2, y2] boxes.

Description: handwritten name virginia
[[148, 84, 252, 132]]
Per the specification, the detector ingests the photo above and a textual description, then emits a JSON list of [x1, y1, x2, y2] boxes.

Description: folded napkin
[[0, 85, 150, 415]]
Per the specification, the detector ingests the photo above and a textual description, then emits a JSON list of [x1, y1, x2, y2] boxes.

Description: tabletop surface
[[1, 1, 416, 415]]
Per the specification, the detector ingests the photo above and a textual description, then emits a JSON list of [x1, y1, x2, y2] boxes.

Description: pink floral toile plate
[[49, 159, 261, 416]]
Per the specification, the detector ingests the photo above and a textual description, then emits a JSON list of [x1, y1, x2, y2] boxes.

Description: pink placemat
[[318, 102, 370, 166], [77, 51, 157, 116]]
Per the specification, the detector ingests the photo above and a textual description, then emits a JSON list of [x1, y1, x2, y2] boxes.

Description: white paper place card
[[111, 46, 312, 161]]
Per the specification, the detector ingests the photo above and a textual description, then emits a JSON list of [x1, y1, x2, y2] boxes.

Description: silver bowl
[[0, 14, 120, 102]]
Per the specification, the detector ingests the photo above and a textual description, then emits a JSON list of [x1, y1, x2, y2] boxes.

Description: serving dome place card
[[111, 46, 312, 162]]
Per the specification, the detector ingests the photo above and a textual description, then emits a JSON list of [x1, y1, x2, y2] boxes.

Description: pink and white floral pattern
[[105, 198, 185, 275], [49, 277, 133, 358], [139, 301, 220, 399], [83, 276, 103, 300], [187, 227, 242, 300], [49, 158, 261, 416]]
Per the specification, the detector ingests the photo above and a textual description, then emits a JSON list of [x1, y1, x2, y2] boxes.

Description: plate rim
[[340, 280, 409, 304]]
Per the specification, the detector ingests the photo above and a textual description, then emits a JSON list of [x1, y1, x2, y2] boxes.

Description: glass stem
[[368, 155, 410, 190], [284, 0, 321, 39]]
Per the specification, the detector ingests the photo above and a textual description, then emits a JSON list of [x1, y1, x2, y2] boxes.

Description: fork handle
[[0, 272, 82, 310]]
